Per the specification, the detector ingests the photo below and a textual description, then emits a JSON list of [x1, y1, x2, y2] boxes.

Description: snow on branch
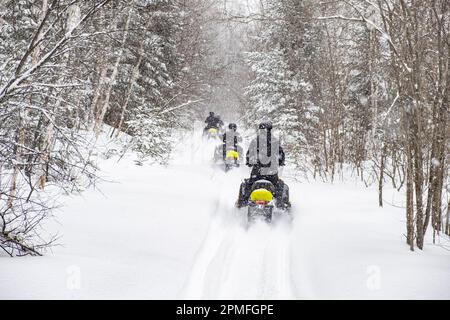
[[159, 99, 205, 115], [0, 0, 112, 103], [316, 3, 412, 73]]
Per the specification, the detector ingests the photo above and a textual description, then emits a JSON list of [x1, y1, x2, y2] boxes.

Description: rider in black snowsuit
[[204, 112, 223, 133], [236, 122, 291, 209]]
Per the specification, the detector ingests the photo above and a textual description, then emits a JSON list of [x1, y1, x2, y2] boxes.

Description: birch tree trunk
[[37, 3, 81, 189], [406, 138, 415, 251], [115, 19, 152, 137], [7, 0, 49, 205], [94, 9, 132, 136], [446, 200, 450, 236], [378, 143, 387, 207]]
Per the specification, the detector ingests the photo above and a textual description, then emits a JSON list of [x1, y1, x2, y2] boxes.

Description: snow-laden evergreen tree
[[99, 0, 217, 161], [245, 0, 449, 249], [0, 0, 111, 256], [245, 0, 325, 172], [0, 0, 218, 255]]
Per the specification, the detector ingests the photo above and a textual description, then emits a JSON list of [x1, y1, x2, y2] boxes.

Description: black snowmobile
[[245, 179, 291, 225], [213, 145, 243, 172], [247, 179, 275, 223], [204, 127, 220, 140]]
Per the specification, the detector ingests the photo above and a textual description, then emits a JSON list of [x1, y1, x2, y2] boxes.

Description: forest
[[0, 0, 448, 260]]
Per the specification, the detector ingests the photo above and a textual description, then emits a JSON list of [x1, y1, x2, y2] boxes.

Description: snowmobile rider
[[204, 112, 224, 133], [222, 123, 243, 159], [236, 122, 291, 209]]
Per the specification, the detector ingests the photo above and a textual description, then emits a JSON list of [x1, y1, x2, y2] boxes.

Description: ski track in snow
[[179, 126, 296, 299]]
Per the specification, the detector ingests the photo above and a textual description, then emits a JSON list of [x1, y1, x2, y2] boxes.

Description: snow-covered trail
[[1, 124, 449, 299], [176, 125, 296, 299], [180, 174, 296, 300]]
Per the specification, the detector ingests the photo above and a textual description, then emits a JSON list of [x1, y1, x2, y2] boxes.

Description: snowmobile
[[247, 180, 275, 223], [246, 179, 291, 225], [204, 127, 220, 140], [213, 145, 243, 172], [224, 149, 240, 172]]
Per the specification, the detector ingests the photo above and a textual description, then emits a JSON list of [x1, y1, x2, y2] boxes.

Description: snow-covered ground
[[1, 124, 449, 300]]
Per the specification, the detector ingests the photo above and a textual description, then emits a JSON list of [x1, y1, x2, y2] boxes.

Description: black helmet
[[209, 111, 215, 116], [259, 122, 273, 130], [228, 123, 237, 130]]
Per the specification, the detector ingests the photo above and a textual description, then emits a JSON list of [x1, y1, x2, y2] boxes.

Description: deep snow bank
[[289, 180, 450, 299]]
